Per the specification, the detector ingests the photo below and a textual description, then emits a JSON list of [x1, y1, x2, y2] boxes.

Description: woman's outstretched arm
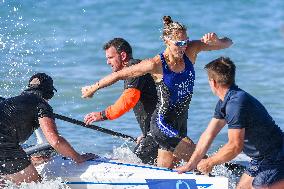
[[186, 33, 233, 63], [81, 58, 157, 98]]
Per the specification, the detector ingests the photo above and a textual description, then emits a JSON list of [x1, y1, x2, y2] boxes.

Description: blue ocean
[[1, 0, 284, 188]]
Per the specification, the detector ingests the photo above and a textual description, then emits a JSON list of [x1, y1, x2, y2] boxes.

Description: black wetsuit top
[[0, 91, 54, 160], [124, 59, 158, 136]]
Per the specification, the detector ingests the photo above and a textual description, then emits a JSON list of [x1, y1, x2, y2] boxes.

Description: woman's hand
[[81, 83, 99, 98], [201, 32, 219, 46], [200, 32, 232, 49]]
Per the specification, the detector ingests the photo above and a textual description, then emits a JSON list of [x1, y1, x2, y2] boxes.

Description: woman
[[82, 16, 233, 168]]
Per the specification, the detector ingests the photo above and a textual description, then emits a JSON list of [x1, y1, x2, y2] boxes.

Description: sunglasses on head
[[171, 38, 189, 47]]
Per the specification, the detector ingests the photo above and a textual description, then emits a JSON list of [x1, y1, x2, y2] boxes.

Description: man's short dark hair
[[204, 57, 236, 86], [26, 73, 57, 100], [103, 38, 132, 58]]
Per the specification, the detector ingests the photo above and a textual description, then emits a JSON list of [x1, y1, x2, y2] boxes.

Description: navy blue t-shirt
[[214, 85, 283, 159]]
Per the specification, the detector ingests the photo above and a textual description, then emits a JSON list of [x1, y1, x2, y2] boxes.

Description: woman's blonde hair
[[162, 16, 187, 40]]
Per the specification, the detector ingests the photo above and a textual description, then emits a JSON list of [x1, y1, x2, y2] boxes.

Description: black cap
[[28, 73, 57, 93]]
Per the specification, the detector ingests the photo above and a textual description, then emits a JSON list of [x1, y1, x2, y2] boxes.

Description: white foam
[[106, 143, 142, 164], [3, 178, 69, 189]]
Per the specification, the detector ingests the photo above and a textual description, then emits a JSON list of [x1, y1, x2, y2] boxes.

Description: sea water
[[1, 0, 284, 188]]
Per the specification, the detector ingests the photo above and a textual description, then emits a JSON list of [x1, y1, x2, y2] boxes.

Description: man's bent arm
[[39, 117, 84, 163], [205, 128, 244, 166], [190, 118, 226, 165], [175, 118, 226, 173]]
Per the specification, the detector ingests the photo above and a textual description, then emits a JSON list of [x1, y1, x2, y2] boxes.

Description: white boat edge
[[35, 154, 229, 189]]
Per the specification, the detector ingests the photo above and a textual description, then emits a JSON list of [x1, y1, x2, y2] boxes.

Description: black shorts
[[0, 147, 31, 175], [133, 135, 159, 165], [150, 113, 187, 152]]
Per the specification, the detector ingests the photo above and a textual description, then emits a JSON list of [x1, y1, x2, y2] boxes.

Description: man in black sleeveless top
[[82, 38, 159, 164]]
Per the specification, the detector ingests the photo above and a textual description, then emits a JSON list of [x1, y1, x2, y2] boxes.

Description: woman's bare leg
[[157, 149, 174, 168]]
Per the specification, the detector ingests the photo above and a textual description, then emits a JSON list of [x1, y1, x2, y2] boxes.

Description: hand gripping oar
[[54, 113, 136, 142]]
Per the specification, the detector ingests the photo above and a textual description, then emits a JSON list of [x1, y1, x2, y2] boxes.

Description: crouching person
[[176, 57, 284, 189], [0, 73, 96, 185]]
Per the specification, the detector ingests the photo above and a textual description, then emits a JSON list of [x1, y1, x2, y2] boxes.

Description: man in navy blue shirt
[[176, 57, 284, 188]]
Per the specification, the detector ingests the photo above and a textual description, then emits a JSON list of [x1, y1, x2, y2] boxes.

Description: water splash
[[106, 143, 142, 164], [2, 177, 69, 189], [212, 164, 240, 189], [209, 150, 247, 189], [0, 2, 36, 95]]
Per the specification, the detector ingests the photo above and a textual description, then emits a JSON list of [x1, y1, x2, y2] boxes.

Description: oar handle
[[1, 96, 135, 142], [25, 143, 53, 155], [54, 113, 136, 142]]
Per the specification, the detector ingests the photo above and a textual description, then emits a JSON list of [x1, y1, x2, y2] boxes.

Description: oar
[[25, 143, 53, 156], [54, 113, 136, 142], [1, 96, 135, 142]]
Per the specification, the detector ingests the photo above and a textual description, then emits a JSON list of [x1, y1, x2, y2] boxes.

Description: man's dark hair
[[204, 57, 236, 86], [25, 73, 57, 100], [103, 38, 133, 58]]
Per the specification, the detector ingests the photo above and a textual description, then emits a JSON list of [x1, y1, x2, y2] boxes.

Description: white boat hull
[[37, 155, 228, 189]]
